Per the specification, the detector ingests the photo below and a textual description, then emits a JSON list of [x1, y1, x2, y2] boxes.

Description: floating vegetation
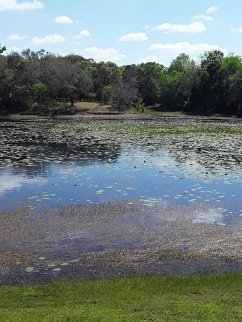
[[25, 267, 34, 273], [1, 201, 242, 282], [53, 268, 61, 272], [1, 117, 242, 281], [0, 117, 242, 222]]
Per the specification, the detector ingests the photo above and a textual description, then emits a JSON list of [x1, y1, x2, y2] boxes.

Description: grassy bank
[[0, 274, 242, 321]]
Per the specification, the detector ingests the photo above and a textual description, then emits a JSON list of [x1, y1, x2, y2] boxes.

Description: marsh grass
[[0, 274, 242, 321], [105, 121, 242, 136]]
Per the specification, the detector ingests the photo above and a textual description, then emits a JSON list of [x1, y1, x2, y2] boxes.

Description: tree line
[[0, 47, 242, 116]]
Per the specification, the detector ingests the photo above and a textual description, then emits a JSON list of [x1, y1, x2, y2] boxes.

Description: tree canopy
[[0, 48, 242, 116]]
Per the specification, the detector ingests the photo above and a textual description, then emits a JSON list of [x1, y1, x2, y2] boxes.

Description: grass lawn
[[0, 274, 242, 321]]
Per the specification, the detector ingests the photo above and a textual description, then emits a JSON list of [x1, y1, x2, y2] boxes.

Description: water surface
[[1, 118, 242, 225]]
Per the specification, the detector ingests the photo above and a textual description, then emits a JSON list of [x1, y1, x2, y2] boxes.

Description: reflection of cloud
[[126, 144, 242, 182], [194, 208, 224, 224], [0, 175, 47, 196]]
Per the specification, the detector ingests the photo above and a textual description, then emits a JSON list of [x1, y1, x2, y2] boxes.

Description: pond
[[1, 117, 242, 225]]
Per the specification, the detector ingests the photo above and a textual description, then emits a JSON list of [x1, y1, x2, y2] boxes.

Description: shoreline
[[2, 249, 242, 286], [1, 202, 242, 285], [1, 112, 242, 122]]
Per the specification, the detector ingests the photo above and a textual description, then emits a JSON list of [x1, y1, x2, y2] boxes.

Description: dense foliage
[[0, 48, 242, 115]]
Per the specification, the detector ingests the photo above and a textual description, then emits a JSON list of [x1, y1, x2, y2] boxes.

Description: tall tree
[[92, 62, 120, 101], [111, 80, 138, 112], [49, 57, 93, 106], [169, 53, 195, 73], [185, 50, 225, 114], [137, 62, 165, 105]]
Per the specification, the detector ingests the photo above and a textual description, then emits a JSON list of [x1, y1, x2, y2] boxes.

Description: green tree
[[185, 50, 225, 114], [92, 62, 120, 101], [227, 69, 242, 115], [169, 53, 195, 73], [159, 71, 182, 110], [32, 82, 48, 103], [137, 62, 165, 105], [134, 98, 145, 113], [101, 85, 113, 104]]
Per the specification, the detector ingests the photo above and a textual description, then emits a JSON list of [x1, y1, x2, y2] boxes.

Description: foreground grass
[[0, 274, 242, 321]]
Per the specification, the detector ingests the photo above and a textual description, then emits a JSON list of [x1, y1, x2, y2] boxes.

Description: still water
[[0, 118, 242, 225]]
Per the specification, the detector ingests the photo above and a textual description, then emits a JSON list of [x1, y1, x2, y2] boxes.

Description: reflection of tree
[[1, 119, 242, 180], [0, 121, 121, 177], [162, 136, 242, 179]]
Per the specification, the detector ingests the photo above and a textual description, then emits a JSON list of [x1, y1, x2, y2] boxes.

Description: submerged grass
[[105, 121, 242, 136], [0, 274, 242, 321]]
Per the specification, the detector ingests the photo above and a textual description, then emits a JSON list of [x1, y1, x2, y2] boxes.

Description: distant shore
[[1, 112, 242, 122]]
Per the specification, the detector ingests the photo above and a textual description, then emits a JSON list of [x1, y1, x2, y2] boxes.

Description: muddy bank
[[0, 112, 157, 121], [1, 113, 242, 122], [1, 202, 242, 285]]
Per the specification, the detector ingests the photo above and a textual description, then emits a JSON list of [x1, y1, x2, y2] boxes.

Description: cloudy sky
[[1, 0, 242, 66]]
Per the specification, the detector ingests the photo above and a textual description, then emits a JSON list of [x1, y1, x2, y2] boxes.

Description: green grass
[[130, 106, 184, 117], [105, 122, 242, 136], [1, 274, 242, 321]]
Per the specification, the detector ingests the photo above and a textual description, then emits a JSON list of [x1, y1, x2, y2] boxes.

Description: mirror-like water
[[1, 118, 242, 225]]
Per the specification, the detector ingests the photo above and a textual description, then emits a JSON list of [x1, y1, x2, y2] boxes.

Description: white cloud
[[0, 0, 44, 12], [119, 32, 148, 42], [152, 21, 206, 33], [32, 34, 65, 45], [138, 55, 160, 64], [193, 6, 219, 22], [234, 27, 242, 32], [7, 33, 28, 40], [73, 30, 91, 39], [55, 15, 74, 24], [149, 42, 225, 54], [206, 6, 219, 15], [9, 46, 22, 52], [78, 47, 126, 62], [193, 14, 214, 22], [80, 30, 90, 37]]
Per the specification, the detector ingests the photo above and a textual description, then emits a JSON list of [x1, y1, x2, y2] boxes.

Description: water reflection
[[0, 119, 242, 224], [0, 173, 47, 196], [1, 140, 121, 177]]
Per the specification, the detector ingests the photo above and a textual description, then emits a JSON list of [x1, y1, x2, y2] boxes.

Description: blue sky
[[1, 0, 242, 66]]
